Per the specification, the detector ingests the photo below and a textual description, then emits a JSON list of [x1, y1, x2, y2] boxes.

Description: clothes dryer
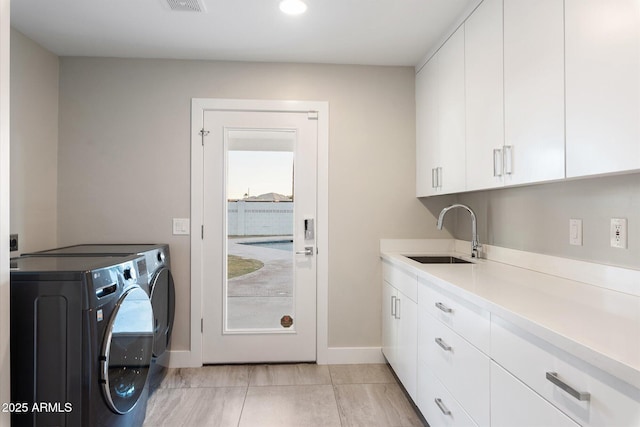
[[10, 255, 153, 426], [25, 244, 176, 393], [25, 244, 175, 359]]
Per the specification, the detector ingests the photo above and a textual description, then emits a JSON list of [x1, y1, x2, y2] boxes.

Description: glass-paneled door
[[202, 110, 317, 363]]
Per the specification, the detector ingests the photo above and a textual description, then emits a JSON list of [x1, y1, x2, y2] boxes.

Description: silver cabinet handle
[[493, 148, 503, 177], [437, 167, 443, 188], [435, 302, 452, 313], [546, 372, 590, 402], [295, 246, 314, 256], [395, 298, 401, 320], [434, 398, 451, 416], [435, 337, 452, 352], [432, 168, 438, 189], [391, 295, 396, 318], [504, 145, 513, 175]]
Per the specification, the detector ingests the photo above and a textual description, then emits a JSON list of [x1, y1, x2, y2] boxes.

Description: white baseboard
[[326, 347, 385, 365], [158, 347, 386, 368]]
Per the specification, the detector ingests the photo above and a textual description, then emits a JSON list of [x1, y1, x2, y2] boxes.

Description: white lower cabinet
[[383, 260, 640, 427], [418, 364, 478, 427], [381, 262, 417, 400], [491, 316, 640, 427], [417, 278, 490, 427], [419, 278, 490, 354], [418, 301, 490, 425], [419, 312, 490, 425], [492, 362, 580, 427]]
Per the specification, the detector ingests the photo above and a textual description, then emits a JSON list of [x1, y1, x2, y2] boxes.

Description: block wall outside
[[228, 201, 293, 236]]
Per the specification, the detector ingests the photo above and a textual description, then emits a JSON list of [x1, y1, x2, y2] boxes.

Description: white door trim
[[185, 98, 329, 367]]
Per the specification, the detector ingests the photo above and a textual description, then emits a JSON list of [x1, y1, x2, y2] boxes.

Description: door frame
[[186, 98, 329, 367]]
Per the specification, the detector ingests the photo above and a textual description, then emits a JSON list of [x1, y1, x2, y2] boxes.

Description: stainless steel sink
[[404, 255, 472, 264]]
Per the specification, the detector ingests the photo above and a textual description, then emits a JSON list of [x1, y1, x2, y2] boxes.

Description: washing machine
[[10, 255, 153, 426], [24, 244, 175, 389]]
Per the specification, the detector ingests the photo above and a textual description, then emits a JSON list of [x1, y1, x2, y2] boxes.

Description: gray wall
[[424, 173, 640, 269], [10, 29, 59, 254], [57, 57, 445, 351]]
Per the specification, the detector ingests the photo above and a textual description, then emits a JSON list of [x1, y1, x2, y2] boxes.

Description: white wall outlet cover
[[173, 218, 190, 235], [569, 219, 582, 246], [610, 218, 627, 249]]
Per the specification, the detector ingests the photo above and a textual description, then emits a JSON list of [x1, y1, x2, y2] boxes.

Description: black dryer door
[[149, 267, 175, 357], [101, 286, 154, 414]]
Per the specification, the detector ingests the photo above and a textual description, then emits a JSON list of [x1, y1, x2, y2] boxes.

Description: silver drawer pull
[[435, 302, 452, 313], [435, 337, 452, 352], [546, 372, 591, 402], [434, 398, 451, 416], [390, 295, 396, 317]]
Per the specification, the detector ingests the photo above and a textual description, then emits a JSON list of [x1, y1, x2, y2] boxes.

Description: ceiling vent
[[164, 0, 206, 12]]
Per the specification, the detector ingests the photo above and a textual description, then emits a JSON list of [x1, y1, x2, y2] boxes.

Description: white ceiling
[[11, 0, 480, 66]]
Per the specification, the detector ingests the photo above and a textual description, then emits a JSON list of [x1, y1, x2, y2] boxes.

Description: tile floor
[[144, 363, 426, 427]]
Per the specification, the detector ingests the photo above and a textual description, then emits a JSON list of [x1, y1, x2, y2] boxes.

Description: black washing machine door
[[101, 286, 154, 414], [149, 267, 175, 357]]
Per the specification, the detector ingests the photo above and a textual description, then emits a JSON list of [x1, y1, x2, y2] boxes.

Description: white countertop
[[380, 241, 640, 390]]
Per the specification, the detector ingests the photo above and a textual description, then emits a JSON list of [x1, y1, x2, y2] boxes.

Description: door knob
[[295, 246, 314, 256]]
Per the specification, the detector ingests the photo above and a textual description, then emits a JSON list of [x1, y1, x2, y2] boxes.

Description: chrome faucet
[[437, 204, 482, 258]]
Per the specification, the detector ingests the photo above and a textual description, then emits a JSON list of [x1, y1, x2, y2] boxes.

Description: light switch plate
[[569, 219, 582, 246], [610, 218, 627, 249], [172, 218, 190, 235]]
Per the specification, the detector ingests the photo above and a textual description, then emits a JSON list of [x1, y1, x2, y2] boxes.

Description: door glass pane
[[225, 129, 295, 333]]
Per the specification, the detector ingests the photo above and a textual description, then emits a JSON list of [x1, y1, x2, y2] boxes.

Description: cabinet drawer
[[492, 316, 640, 427], [492, 362, 579, 427], [418, 277, 490, 353], [417, 364, 478, 427], [383, 261, 417, 302], [418, 309, 490, 426]]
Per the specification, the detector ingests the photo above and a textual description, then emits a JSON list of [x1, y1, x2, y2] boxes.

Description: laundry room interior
[[2, 1, 640, 426]]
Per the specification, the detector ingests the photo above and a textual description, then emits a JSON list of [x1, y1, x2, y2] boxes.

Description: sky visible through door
[[227, 151, 294, 200]]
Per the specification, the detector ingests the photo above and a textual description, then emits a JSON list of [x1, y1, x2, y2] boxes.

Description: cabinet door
[[438, 26, 466, 194], [492, 316, 640, 427], [382, 281, 396, 367], [421, 314, 490, 426], [418, 366, 479, 427], [565, 0, 640, 177], [504, 0, 565, 185], [492, 362, 579, 427], [465, 0, 504, 191], [395, 294, 417, 400], [416, 58, 440, 197]]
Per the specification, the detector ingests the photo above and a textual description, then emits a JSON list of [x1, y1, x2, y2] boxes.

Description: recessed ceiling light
[[279, 0, 307, 15]]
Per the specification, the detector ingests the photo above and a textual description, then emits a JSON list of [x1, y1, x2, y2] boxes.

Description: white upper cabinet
[[503, 0, 565, 186], [465, 0, 504, 191], [415, 26, 466, 197], [565, 0, 640, 178], [416, 56, 440, 197], [417, 0, 640, 197], [437, 26, 466, 194]]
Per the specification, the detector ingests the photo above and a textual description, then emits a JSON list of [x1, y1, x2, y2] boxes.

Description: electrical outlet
[[10, 234, 18, 251], [610, 218, 627, 249]]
